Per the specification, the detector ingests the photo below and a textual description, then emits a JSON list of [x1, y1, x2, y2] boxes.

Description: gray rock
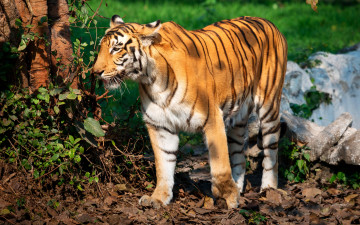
[[308, 112, 353, 161], [322, 130, 360, 165]]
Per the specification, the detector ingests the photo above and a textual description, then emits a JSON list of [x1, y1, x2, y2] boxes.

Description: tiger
[[92, 15, 287, 209]]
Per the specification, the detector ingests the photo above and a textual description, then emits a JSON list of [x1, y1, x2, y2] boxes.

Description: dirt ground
[[0, 146, 359, 224]]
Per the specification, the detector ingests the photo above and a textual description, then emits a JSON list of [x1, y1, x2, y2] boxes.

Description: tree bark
[[48, 0, 77, 88], [14, 0, 51, 91], [0, 0, 74, 90]]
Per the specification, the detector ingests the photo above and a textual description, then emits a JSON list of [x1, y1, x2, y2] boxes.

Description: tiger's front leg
[[204, 110, 240, 209], [139, 123, 179, 209]]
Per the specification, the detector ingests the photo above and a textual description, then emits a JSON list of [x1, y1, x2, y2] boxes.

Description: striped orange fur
[[93, 15, 287, 209]]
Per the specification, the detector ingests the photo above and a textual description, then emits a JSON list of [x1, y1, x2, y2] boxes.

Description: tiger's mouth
[[101, 70, 126, 88]]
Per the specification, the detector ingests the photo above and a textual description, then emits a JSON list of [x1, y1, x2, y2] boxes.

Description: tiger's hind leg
[[227, 103, 253, 193], [258, 104, 281, 190]]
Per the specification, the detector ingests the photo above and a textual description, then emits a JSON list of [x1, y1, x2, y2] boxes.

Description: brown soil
[[0, 147, 359, 224]]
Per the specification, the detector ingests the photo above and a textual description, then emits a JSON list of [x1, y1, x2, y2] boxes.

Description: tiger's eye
[[112, 46, 121, 52]]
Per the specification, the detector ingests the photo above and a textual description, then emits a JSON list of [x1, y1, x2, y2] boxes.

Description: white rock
[[282, 49, 360, 129], [283, 61, 313, 105]]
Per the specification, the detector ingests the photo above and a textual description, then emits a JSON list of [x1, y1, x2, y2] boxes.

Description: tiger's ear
[[139, 20, 162, 47], [110, 15, 124, 28]]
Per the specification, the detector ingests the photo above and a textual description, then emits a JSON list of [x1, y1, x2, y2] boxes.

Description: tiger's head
[[92, 15, 161, 89]]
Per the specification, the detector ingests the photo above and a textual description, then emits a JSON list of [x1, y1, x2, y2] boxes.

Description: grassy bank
[[86, 0, 360, 61]]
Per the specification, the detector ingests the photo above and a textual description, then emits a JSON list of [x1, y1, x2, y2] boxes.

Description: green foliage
[[290, 83, 331, 119], [0, 85, 100, 189], [279, 138, 311, 183], [329, 171, 360, 189], [239, 209, 267, 225], [0, 43, 18, 88]]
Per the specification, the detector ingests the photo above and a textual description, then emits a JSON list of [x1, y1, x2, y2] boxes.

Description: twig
[[89, 0, 104, 22], [96, 182, 104, 198], [0, 215, 15, 225], [85, 1, 109, 19], [96, 90, 110, 101], [37, 164, 62, 180], [2, 173, 16, 184]]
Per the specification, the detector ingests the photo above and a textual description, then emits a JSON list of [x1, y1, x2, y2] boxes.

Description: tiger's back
[[93, 16, 287, 209]]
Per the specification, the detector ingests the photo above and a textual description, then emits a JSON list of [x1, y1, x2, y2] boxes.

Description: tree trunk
[[0, 0, 74, 90], [15, 0, 50, 91], [48, 0, 77, 88]]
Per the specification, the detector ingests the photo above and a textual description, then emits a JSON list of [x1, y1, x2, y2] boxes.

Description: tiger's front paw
[[139, 195, 163, 209], [212, 178, 240, 209]]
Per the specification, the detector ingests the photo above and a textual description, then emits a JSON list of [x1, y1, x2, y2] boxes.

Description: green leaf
[[77, 184, 83, 191], [85, 172, 90, 178], [9, 115, 17, 121], [84, 117, 105, 137], [2, 118, 11, 126], [18, 39, 27, 51], [21, 159, 31, 170], [59, 93, 68, 100], [15, 18, 22, 27], [296, 160, 304, 171], [50, 153, 59, 161], [73, 89, 81, 95], [67, 93, 77, 100], [69, 135, 74, 144], [54, 106, 60, 114], [38, 87, 47, 93], [69, 16, 76, 23], [40, 16, 48, 24], [94, 177, 99, 183], [74, 155, 81, 163], [34, 170, 39, 179], [303, 153, 310, 162]]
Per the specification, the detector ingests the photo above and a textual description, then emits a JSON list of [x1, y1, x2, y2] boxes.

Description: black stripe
[[140, 84, 154, 103], [171, 31, 191, 55], [262, 122, 280, 137], [230, 151, 244, 157], [231, 163, 245, 168], [227, 136, 244, 146], [145, 122, 176, 135], [155, 50, 178, 103], [165, 79, 178, 106], [226, 22, 249, 61], [192, 32, 213, 75], [154, 50, 170, 93], [160, 148, 177, 155], [228, 21, 257, 62], [198, 29, 222, 70], [186, 92, 198, 126], [263, 142, 278, 150], [207, 29, 232, 73], [171, 22, 200, 57], [160, 32, 178, 51], [127, 24, 135, 32], [202, 98, 210, 128], [196, 33, 215, 75], [239, 20, 262, 49]]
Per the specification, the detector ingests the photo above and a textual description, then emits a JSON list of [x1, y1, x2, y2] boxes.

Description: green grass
[[86, 0, 360, 61], [77, 0, 360, 121]]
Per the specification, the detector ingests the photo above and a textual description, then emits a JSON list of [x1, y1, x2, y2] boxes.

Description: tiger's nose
[[92, 69, 104, 77]]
